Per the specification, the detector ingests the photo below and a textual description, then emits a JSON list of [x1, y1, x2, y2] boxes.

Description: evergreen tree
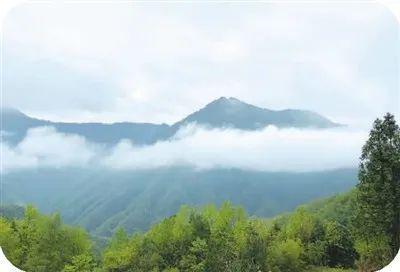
[[356, 113, 400, 257]]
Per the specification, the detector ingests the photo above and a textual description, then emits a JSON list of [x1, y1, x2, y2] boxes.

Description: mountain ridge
[[2, 97, 342, 145], [173, 96, 341, 131]]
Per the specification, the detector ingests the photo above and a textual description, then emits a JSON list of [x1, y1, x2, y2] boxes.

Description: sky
[[2, 2, 400, 127]]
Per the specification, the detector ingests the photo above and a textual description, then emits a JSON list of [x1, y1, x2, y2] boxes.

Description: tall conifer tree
[[357, 113, 400, 257]]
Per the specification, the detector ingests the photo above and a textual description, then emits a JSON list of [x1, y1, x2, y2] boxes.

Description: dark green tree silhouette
[[356, 113, 400, 258]]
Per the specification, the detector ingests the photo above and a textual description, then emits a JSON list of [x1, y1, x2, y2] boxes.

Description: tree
[[0, 206, 94, 272], [269, 239, 304, 272], [356, 113, 400, 258], [354, 235, 391, 272], [285, 208, 319, 244], [0, 218, 21, 267], [102, 228, 135, 271], [179, 238, 207, 272], [62, 254, 97, 272], [324, 221, 356, 268]]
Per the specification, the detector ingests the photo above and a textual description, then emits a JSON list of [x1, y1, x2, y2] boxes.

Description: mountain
[[1, 99, 349, 236], [172, 97, 340, 131], [1, 107, 170, 145], [1, 97, 341, 145], [2, 167, 357, 236]]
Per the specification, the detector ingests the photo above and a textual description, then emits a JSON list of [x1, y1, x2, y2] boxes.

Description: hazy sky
[[3, 2, 399, 127]]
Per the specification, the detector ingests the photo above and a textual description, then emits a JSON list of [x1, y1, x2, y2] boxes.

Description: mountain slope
[[1, 108, 170, 145], [2, 97, 341, 145], [2, 167, 357, 236]]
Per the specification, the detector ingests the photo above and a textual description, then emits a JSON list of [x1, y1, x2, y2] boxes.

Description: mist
[[1, 125, 368, 173], [1, 126, 98, 172]]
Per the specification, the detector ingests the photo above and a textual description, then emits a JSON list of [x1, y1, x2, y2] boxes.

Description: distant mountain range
[[1, 97, 351, 236], [2, 97, 341, 145]]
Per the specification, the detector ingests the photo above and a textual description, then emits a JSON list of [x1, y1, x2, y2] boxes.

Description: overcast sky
[[3, 2, 399, 127]]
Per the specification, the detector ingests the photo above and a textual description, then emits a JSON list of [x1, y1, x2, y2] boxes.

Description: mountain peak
[[174, 97, 340, 130], [206, 97, 249, 111], [215, 96, 240, 101], [212, 96, 243, 105]]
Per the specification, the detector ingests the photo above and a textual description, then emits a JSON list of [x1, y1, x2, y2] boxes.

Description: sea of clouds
[[1, 124, 368, 173]]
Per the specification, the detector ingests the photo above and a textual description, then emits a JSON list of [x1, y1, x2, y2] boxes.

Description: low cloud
[[2, 125, 368, 173], [103, 124, 367, 172], [1, 127, 98, 172]]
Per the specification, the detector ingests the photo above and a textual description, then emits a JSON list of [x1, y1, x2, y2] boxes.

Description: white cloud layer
[[1, 126, 367, 173], [1, 127, 98, 171]]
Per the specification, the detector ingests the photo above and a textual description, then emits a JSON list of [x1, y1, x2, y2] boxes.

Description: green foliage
[[308, 267, 354, 272], [285, 208, 320, 243], [324, 221, 356, 268], [100, 200, 360, 272], [62, 254, 97, 272], [269, 239, 304, 272], [0, 218, 20, 265], [102, 203, 269, 272], [305, 189, 357, 227], [0, 194, 389, 272], [0, 205, 94, 272], [356, 113, 400, 263], [354, 235, 392, 272]]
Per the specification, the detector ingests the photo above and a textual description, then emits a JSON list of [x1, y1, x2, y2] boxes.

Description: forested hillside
[[3, 168, 357, 236], [0, 189, 387, 272]]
